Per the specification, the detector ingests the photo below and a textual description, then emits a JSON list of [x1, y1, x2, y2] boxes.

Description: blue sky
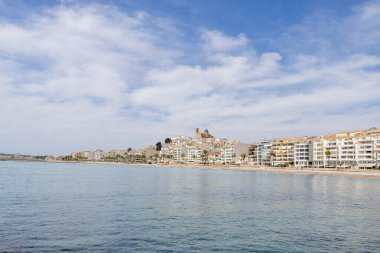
[[0, 0, 379, 155]]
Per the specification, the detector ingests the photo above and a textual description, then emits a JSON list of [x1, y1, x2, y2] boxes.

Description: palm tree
[[325, 150, 332, 167], [231, 153, 236, 164], [201, 150, 209, 164], [270, 150, 276, 167], [167, 154, 173, 161], [240, 153, 247, 163]]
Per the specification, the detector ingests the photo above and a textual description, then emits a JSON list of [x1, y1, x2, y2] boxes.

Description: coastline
[[2, 159, 380, 179], [152, 163, 380, 179], [45, 160, 380, 179]]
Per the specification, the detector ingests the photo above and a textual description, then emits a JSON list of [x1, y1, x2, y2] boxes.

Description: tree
[[240, 153, 247, 163], [141, 154, 146, 163], [156, 142, 162, 151], [127, 147, 132, 152], [231, 153, 236, 164], [270, 150, 276, 167], [201, 150, 209, 164], [116, 154, 122, 162], [325, 150, 332, 167], [165, 138, 172, 144]]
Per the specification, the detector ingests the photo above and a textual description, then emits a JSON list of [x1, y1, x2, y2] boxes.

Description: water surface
[[0, 161, 379, 252]]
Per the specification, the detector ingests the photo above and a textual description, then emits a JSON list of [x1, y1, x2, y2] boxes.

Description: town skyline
[[2, 125, 378, 157], [65, 126, 380, 170], [3, 126, 379, 171]]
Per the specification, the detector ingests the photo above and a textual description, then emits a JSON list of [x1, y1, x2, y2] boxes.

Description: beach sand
[[151, 163, 380, 179], [51, 160, 380, 179]]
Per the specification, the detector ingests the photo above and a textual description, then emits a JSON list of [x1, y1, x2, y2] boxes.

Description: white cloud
[[200, 29, 249, 52], [0, 4, 180, 154], [0, 2, 379, 155], [357, 0, 380, 19]]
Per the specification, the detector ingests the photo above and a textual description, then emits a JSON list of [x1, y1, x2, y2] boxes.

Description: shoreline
[[150, 163, 380, 179], [8, 159, 379, 179]]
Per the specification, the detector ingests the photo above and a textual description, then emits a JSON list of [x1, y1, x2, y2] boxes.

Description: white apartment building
[[355, 135, 379, 168], [159, 145, 173, 157], [311, 138, 324, 167], [220, 143, 250, 164], [171, 136, 192, 145], [294, 141, 311, 168], [88, 150, 104, 160], [271, 137, 301, 166], [187, 147, 202, 163], [311, 136, 356, 167], [208, 149, 222, 164], [257, 140, 272, 166], [247, 144, 258, 164], [336, 136, 355, 167], [172, 146, 188, 163], [310, 129, 380, 168], [376, 139, 380, 167], [221, 147, 235, 164]]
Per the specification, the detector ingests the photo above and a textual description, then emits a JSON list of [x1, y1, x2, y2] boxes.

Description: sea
[[0, 161, 379, 252]]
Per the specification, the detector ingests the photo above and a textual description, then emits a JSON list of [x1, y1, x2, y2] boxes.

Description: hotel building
[[256, 140, 272, 166], [294, 140, 312, 168], [271, 137, 307, 166], [310, 128, 380, 168], [171, 146, 188, 163]]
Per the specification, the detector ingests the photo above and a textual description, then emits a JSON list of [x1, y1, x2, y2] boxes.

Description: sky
[[0, 0, 379, 155]]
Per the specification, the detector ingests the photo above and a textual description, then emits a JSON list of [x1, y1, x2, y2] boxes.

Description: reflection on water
[[0, 161, 379, 252]]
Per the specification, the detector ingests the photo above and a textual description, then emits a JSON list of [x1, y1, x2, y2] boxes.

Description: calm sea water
[[0, 161, 379, 252]]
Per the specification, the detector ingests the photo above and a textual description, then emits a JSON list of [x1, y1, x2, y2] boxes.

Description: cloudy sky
[[0, 0, 379, 155]]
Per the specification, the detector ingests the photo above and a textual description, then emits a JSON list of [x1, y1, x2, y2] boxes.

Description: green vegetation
[[231, 153, 236, 164], [325, 150, 332, 167], [240, 153, 247, 162], [270, 150, 276, 166], [156, 142, 162, 151], [201, 150, 209, 164]]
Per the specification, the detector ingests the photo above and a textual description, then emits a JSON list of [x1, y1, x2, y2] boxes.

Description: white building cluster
[[66, 127, 380, 169], [157, 128, 249, 164], [70, 149, 104, 161], [156, 127, 380, 169], [270, 128, 380, 169]]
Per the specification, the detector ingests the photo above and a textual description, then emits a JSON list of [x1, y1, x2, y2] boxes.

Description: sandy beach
[[151, 163, 380, 179], [46, 160, 380, 179]]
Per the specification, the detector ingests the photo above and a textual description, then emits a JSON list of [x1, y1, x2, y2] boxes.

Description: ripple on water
[[1, 162, 380, 253]]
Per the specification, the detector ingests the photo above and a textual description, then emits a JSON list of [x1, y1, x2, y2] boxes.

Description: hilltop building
[[194, 128, 214, 139]]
